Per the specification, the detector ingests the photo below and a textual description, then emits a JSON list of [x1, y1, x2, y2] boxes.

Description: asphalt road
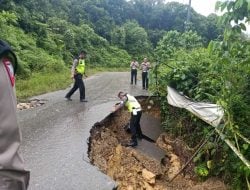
[[17, 72, 149, 190]]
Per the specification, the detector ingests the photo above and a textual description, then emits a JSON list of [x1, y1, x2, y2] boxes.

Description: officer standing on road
[[0, 40, 30, 190], [112, 91, 143, 147], [141, 58, 151, 90], [65, 50, 88, 102], [130, 59, 139, 85]]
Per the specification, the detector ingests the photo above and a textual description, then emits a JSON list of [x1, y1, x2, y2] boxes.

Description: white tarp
[[167, 86, 224, 127]]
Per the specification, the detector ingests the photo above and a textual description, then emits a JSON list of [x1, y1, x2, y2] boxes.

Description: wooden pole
[[185, 0, 192, 31]]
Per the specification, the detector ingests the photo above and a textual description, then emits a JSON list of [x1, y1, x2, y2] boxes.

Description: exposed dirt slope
[[88, 97, 227, 190]]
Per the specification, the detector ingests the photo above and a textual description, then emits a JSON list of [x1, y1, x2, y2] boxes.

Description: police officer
[[113, 91, 143, 147], [141, 58, 151, 90], [130, 59, 139, 85], [65, 51, 88, 102], [0, 40, 30, 189]]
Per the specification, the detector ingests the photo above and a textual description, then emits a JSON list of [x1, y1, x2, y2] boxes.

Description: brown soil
[[88, 97, 228, 190]]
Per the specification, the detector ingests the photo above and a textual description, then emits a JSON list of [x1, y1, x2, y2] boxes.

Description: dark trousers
[[130, 111, 142, 144], [65, 74, 85, 100], [0, 170, 30, 190], [142, 72, 148, 89], [131, 69, 137, 84]]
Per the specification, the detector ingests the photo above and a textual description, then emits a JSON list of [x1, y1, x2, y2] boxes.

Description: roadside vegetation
[[1, 0, 249, 189], [150, 1, 250, 189], [0, 0, 223, 100]]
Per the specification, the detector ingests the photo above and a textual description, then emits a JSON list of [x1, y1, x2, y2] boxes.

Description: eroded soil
[[88, 97, 227, 190]]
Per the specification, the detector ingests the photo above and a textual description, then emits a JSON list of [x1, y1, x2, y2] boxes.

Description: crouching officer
[[0, 40, 30, 190], [113, 91, 143, 147]]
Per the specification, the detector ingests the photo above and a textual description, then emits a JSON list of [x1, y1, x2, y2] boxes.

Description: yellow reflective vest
[[76, 59, 85, 74], [125, 94, 141, 112]]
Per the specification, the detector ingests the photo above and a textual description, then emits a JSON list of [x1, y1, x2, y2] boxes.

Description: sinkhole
[[87, 96, 227, 190]]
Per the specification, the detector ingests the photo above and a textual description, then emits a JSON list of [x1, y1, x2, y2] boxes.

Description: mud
[[88, 97, 228, 190]]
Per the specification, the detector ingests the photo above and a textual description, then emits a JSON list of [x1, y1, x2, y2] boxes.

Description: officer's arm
[[71, 59, 78, 78], [112, 101, 123, 112], [147, 62, 151, 69], [112, 96, 128, 113], [83, 69, 88, 78]]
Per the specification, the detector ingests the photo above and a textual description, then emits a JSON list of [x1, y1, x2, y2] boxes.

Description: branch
[[215, 126, 250, 169], [236, 131, 250, 145]]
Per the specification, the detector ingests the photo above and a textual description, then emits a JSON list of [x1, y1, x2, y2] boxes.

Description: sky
[[165, 0, 250, 33], [165, 0, 220, 16]]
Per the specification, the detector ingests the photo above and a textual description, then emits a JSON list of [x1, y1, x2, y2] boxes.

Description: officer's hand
[[111, 106, 116, 113]]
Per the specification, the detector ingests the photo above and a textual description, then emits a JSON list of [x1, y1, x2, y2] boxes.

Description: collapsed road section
[[88, 96, 227, 190]]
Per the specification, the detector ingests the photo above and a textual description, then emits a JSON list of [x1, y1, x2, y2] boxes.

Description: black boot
[[137, 133, 143, 140], [125, 140, 137, 147]]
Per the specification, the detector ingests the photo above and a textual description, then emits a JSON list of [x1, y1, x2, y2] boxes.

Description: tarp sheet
[[167, 86, 224, 127]]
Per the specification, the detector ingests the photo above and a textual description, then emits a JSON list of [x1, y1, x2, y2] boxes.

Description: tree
[[123, 21, 152, 57], [111, 26, 126, 48], [155, 30, 202, 62]]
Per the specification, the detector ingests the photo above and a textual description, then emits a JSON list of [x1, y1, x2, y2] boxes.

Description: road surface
[[17, 72, 149, 190]]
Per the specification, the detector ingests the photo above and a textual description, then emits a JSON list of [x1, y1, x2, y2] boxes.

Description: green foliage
[[126, 0, 223, 43], [153, 1, 250, 187], [88, 46, 131, 67], [0, 10, 17, 27], [0, 0, 247, 188], [122, 20, 152, 58], [16, 69, 71, 100], [1, 0, 224, 79], [147, 29, 166, 48], [155, 30, 203, 62], [0, 7, 131, 80], [195, 164, 209, 177], [111, 26, 126, 48], [155, 43, 250, 188]]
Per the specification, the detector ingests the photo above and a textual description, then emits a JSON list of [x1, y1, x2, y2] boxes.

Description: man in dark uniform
[[141, 58, 151, 90], [130, 59, 139, 85], [65, 51, 88, 102], [0, 40, 30, 190]]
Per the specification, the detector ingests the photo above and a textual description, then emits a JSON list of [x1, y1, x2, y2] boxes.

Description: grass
[[16, 67, 129, 101]]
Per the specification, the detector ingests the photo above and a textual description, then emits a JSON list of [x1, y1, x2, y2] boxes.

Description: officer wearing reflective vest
[[0, 39, 30, 190], [65, 51, 88, 102], [113, 91, 143, 147]]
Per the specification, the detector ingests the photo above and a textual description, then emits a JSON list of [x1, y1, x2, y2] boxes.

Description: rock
[[17, 104, 23, 109], [17, 99, 47, 110], [142, 169, 156, 185], [30, 100, 37, 104], [23, 103, 30, 109], [167, 153, 181, 179], [149, 100, 154, 105], [127, 185, 133, 190], [127, 173, 133, 178], [143, 181, 155, 190], [39, 100, 46, 104]]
